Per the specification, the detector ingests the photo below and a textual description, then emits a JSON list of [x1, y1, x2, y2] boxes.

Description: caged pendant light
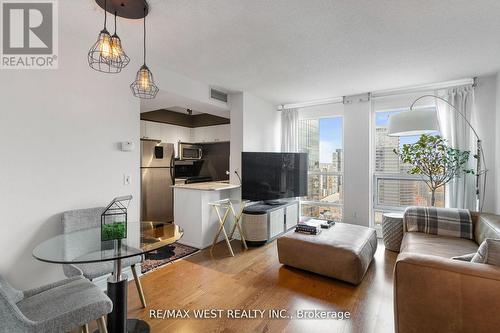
[[130, 5, 159, 99], [108, 11, 130, 71], [88, 0, 115, 73]]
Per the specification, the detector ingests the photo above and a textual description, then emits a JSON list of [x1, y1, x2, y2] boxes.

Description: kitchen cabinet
[[141, 121, 230, 156], [141, 121, 191, 157], [140, 120, 162, 140], [192, 124, 230, 143]]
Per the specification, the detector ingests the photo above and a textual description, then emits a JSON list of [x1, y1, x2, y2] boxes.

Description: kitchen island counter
[[172, 181, 240, 191], [173, 181, 241, 249]]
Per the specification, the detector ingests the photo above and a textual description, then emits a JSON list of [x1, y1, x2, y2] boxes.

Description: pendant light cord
[[103, 0, 107, 29], [114, 11, 117, 34], [143, 5, 147, 65]]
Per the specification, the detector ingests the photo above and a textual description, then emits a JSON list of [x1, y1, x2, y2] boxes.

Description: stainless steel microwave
[[179, 142, 203, 160]]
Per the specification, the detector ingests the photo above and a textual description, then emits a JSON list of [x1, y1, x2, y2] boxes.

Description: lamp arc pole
[[409, 94, 486, 212]]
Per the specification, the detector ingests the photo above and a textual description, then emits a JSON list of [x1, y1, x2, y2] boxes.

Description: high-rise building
[[298, 119, 319, 171], [375, 127, 400, 173], [331, 149, 343, 199], [298, 117, 345, 220], [331, 149, 343, 172], [376, 126, 402, 206]]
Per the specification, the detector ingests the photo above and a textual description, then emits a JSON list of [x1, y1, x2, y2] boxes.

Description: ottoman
[[277, 223, 377, 285]]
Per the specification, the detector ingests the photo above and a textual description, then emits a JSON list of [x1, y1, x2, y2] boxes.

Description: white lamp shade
[[387, 109, 439, 136]]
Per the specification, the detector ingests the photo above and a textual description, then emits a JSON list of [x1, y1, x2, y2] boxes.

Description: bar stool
[[209, 199, 249, 256]]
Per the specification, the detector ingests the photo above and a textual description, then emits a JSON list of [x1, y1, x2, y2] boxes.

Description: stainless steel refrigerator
[[141, 139, 175, 222]]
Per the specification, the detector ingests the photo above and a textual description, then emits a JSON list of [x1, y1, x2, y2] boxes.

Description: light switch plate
[[123, 174, 131, 185]]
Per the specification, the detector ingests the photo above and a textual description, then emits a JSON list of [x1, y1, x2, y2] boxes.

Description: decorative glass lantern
[[101, 195, 132, 241]]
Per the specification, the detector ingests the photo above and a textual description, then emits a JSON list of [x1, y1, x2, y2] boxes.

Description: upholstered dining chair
[[0, 275, 111, 333], [61, 207, 147, 308]]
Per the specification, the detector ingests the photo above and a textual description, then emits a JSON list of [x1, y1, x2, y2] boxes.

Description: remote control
[[321, 220, 336, 229]]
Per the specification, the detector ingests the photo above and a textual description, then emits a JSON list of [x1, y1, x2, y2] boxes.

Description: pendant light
[[88, 0, 116, 73], [130, 5, 159, 99], [108, 11, 130, 71]]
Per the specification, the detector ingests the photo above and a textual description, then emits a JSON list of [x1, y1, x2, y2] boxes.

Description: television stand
[[263, 200, 284, 206], [241, 200, 299, 246]]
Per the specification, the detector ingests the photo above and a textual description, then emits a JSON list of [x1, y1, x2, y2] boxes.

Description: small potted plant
[[101, 195, 132, 241], [393, 134, 473, 206]]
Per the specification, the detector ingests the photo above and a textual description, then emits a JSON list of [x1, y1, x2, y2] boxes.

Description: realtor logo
[[1, 0, 58, 69]]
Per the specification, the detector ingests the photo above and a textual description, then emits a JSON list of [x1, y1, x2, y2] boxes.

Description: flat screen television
[[241, 152, 308, 202]]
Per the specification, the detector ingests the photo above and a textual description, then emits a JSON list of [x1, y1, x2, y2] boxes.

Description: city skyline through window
[[373, 109, 444, 225], [299, 117, 343, 221]]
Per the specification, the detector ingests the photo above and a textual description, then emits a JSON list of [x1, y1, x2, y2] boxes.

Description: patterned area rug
[[141, 243, 199, 274]]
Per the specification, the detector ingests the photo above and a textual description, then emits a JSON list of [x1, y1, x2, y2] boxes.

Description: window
[[298, 117, 343, 220], [372, 109, 444, 226]]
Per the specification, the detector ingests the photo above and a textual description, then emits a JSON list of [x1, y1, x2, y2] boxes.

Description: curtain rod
[[277, 77, 475, 111]]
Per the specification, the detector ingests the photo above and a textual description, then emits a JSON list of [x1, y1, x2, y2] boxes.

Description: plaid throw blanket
[[404, 206, 473, 240]]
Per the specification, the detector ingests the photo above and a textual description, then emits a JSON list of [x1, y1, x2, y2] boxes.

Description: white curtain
[[436, 85, 476, 209], [281, 108, 299, 152]]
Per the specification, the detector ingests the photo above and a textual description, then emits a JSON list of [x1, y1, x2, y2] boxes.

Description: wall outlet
[[123, 174, 131, 185]]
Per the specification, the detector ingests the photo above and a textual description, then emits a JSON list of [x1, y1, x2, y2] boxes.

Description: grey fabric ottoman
[[277, 223, 377, 285]]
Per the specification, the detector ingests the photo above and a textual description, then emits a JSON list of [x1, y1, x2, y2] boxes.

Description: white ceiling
[[142, 0, 500, 105]]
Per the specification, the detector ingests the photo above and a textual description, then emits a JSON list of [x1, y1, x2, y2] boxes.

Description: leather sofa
[[394, 212, 500, 333]]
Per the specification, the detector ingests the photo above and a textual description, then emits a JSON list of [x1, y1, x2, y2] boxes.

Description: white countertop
[[172, 181, 240, 191]]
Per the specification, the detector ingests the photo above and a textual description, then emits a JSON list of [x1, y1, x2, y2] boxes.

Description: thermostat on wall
[[120, 141, 135, 151]]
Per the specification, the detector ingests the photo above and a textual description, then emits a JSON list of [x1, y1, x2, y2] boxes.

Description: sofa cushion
[[471, 239, 500, 266], [474, 213, 500, 245], [404, 206, 473, 240], [400, 232, 478, 259]]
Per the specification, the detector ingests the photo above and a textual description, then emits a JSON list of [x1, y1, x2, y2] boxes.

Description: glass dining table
[[33, 222, 183, 333]]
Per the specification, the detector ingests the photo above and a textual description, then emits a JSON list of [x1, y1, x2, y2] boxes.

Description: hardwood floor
[[124, 239, 398, 333]]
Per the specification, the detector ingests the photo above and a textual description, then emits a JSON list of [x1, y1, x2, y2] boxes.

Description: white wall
[[228, 92, 281, 184], [0, 3, 141, 289], [342, 101, 372, 226], [242, 93, 281, 152], [298, 103, 344, 119], [229, 93, 244, 184]]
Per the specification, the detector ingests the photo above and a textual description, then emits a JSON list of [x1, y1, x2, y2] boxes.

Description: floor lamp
[[387, 94, 487, 212]]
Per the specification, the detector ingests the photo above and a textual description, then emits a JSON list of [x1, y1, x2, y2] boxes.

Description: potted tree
[[393, 134, 473, 206]]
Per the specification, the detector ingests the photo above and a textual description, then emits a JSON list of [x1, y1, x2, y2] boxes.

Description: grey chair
[[61, 207, 147, 308], [0, 275, 111, 333]]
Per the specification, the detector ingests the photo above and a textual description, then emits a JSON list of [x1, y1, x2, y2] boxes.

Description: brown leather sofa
[[394, 212, 500, 333]]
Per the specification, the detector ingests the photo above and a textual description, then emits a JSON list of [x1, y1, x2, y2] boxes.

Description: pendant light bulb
[[139, 67, 151, 90], [98, 30, 112, 59], [108, 11, 130, 70], [110, 35, 123, 59], [130, 5, 159, 99]]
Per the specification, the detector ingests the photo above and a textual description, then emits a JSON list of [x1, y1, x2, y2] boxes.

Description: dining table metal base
[[102, 264, 151, 333]]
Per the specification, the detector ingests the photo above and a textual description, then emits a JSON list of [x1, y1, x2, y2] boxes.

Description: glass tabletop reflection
[[33, 222, 183, 264]]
